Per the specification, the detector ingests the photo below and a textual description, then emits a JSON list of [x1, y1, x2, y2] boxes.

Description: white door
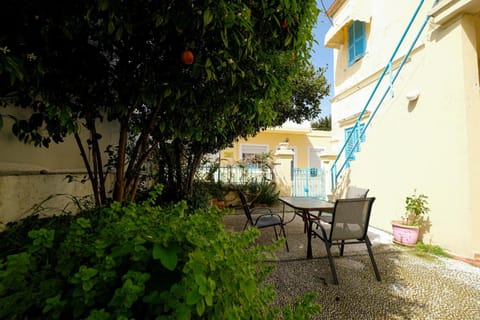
[[308, 147, 325, 168]]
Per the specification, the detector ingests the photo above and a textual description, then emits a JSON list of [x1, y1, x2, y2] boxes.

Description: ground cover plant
[[0, 186, 320, 319]]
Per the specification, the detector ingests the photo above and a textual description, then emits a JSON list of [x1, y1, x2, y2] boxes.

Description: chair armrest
[[310, 220, 330, 240], [253, 208, 285, 224], [250, 207, 274, 215]]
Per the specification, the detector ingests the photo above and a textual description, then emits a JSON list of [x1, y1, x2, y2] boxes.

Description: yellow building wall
[[221, 128, 333, 169], [327, 0, 480, 259]]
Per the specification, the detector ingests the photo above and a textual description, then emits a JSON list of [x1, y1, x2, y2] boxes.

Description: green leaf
[[240, 279, 256, 300], [175, 305, 191, 320], [108, 21, 115, 35], [196, 299, 205, 316], [5, 56, 24, 82], [163, 88, 172, 98], [115, 27, 123, 41], [205, 294, 213, 307], [221, 28, 228, 47], [203, 9, 213, 28], [186, 290, 201, 305], [77, 217, 91, 229], [152, 244, 178, 271], [98, 0, 109, 11], [284, 34, 293, 47], [60, 110, 70, 126], [205, 58, 212, 68]]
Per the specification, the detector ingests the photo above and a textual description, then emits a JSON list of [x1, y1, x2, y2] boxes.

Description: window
[[240, 144, 268, 162], [348, 20, 366, 66], [344, 123, 366, 167]]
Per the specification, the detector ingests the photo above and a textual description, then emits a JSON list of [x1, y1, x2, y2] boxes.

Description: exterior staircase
[[330, 0, 438, 192]]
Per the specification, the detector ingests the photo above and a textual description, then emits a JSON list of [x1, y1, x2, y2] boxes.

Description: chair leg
[[272, 226, 279, 240], [324, 241, 339, 285], [280, 225, 289, 252], [340, 240, 345, 256], [365, 236, 381, 282]]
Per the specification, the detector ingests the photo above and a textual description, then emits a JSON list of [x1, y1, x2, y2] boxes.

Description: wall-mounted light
[[406, 89, 420, 101]]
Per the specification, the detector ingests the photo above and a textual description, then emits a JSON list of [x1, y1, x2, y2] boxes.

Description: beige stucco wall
[[0, 107, 119, 225], [327, 0, 480, 259], [222, 127, 333, 168]]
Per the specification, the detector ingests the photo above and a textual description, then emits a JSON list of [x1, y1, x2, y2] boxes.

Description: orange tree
[[0, 0, 322, 205]]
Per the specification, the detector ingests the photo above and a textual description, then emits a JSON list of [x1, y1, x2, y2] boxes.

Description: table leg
[[306, 213, 313, 259]]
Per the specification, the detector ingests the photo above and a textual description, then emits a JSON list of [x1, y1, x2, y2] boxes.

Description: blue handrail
[[331, 0, 436, 190]]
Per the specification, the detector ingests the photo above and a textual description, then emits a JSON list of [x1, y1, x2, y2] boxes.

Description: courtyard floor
[[222, 208, 480, 320]]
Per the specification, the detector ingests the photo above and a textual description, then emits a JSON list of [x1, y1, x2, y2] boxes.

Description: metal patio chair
[[310, 197, 381, 284], [319, 186, 370, 224], [237, 189, 289, 251]]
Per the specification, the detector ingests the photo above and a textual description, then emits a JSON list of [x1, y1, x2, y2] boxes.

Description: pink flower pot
[[391, 221, 419, 246]]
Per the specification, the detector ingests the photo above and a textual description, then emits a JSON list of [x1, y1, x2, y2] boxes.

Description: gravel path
[[223, 211, 480, 319]]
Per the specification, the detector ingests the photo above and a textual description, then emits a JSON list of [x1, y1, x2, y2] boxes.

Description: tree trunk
[[185, 151, 202, 198], [74, 132, 101, 207], [89, 121, 107, 204], [114, 120, 128, 203], [127, 142, 158, 202]]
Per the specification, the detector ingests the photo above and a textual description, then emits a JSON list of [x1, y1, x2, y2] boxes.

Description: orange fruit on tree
[[181, 50, 194, 65]]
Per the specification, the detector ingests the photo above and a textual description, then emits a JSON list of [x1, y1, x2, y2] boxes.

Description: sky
[[310, 0, 335, 117]]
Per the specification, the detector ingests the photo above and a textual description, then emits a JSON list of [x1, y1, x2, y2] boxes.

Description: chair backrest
[[346, 186, 369, 199], [237, 190, 254, 225], [330, 197, 375, 241]]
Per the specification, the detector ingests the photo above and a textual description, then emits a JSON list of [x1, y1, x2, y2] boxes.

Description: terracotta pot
[[391, 220, 420, 246], [211, 199, 225, 209]]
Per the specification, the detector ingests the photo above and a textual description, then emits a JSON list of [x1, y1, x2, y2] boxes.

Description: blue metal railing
[[331, 0, 437, 190], [292, 167, 326, 199]]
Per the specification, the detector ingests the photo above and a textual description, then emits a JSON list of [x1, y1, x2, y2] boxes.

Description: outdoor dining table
[[279, 196, 335, 259]]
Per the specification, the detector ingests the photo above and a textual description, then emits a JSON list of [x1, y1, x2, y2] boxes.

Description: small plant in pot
[[392, 189, 430, 245]]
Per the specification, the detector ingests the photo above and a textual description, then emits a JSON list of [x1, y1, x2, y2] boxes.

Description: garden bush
[[0, 186, 320, 319]]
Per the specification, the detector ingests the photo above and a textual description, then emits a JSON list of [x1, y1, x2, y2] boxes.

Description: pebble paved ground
[[223, 210, 480, 320]]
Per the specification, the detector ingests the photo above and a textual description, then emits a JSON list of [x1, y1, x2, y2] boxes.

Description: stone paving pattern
[[223, 209, 480, 320]]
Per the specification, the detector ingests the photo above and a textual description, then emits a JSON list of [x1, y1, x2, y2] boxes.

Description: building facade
[[325, 0, 480, 260], [220, 122, 334, 196]]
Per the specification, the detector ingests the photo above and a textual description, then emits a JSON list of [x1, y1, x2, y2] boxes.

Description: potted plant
[[392, 189, 430, 245], [209, 181, 227, 209]]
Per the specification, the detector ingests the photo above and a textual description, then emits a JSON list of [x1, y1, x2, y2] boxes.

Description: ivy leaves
[[152, 243, 180, 271]]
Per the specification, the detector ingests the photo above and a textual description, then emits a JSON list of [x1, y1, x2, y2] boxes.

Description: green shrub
[[0, 186, 320, 319], [245, 179, 280, 207]]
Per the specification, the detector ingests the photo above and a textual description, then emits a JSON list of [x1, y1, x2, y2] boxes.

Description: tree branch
[[74, 132, 100, 206]]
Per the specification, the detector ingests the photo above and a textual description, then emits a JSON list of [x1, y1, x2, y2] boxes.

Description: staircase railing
[[330, 0, 437, 191]]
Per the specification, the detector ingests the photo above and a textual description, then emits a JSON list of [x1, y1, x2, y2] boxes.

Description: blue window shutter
[[348, 21, 366, 66], [359, 123, 366, 143], [344, 127, 355, 167], [348, 23, 355, 65], [344, 123, 367, 167], [354, 22, 366, 59]]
